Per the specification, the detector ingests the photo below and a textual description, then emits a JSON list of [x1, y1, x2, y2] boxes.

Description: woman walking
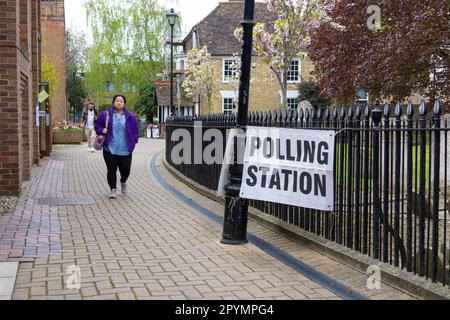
[[95, 95, 140, 198]]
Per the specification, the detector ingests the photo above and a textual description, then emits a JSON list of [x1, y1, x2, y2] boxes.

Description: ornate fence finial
[[433, 99, 441, 116], [325, 107, 331, 120], [355, 105, 361, 119], [419, 100, 427, 116], [395, 102, 402, 117], [364, 104, 370, 118], [305, 108, 310, 121], [339, 105, 346, 120], [347, 105, 354, 119], [298, 108, 304, 121], [407, 101, 414, 117], [383, 102, 391, 117]]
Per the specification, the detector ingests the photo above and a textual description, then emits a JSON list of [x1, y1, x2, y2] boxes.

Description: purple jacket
[[95, 107, 140, 154]]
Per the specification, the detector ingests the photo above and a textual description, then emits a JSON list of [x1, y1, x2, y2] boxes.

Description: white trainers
[[121, 183, 127, 195], [90, 147, 95, 153], [109, 189, 117, 199]]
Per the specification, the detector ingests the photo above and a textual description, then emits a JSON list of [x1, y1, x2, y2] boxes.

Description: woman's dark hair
[[112, 94, 126, 104]]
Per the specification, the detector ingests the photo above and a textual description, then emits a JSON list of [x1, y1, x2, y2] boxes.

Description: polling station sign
[[240, 126, 335, 211]]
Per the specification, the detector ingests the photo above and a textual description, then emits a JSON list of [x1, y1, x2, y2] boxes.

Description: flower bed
[[52, 120, 84, 144]]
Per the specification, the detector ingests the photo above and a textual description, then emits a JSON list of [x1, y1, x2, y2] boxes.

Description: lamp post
[[221, 0, 256, 245], [72, 70, 76, 123], [166, 8, 178, 116], [72, 70, 85, 123]]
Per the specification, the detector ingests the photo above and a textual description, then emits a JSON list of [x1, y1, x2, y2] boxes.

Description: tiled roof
[[184, 1, 276, 56], [154, 81, 193, 107]]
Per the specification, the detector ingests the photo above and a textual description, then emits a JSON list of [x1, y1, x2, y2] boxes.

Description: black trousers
[[103, 149, 132, 190]]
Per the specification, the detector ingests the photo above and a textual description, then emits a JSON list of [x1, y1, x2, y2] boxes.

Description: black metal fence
[[165, 101, 450, 287]]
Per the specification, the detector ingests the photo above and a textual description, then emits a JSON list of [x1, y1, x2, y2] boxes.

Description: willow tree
[[85, 0, 171, 108]]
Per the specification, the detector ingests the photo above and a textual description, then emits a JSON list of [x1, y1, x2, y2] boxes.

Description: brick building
[[181, 0, 316, 115], [41, 0, 67, 123], [0, 0, 42, 195]]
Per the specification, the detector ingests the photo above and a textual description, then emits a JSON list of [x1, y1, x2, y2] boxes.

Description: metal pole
[[372, 103, 382, 260], [221, 0, 255, 245], [170, 24, 174, 116], [73, 71, 76, 123]]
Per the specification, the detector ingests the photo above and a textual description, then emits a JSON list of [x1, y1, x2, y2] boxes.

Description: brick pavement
[[0, 139, 416, 300]]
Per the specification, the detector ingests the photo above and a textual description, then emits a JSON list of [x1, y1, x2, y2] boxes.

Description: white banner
[[240, 126, 335, 211]]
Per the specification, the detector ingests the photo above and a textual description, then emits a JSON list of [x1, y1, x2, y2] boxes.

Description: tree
[[298, 81, 330, 110], [85, 0, 171, 109], [308, 0, 450, 106], [66, 29, 88, 120], [41, 54, 59, 101], [235, 0, 330, 108], [134, 83, 157, 123], [182, 46, 216, 114]]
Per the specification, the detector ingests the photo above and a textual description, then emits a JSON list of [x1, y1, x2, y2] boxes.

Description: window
[[287, 98, 299, 110], [223, 58, 237, 82], [287, 59, 300, 83], [356, 89, 369, 103], [122, 83, 130, 92], [223, 98, 236, 114], [105, 81, 115, 92]]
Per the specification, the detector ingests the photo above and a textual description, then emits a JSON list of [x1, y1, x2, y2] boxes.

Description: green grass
[[334, 141, 432, 191]]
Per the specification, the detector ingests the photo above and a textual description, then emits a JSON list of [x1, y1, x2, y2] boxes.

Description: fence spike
[[325, 107, 331, 120], [395, 102, 402, 117], [317, 108, 322, 120], [299, 108, 304, 121], [347, 105, 354, 119], [277, 110, 282, 123], [310, 108, 317, 120], [419, 100, 427, 116], [267, 111, 272, 122], [364, 104, 370, 118], [293, 109, 298, 122], [433, 99, 441, 116], [305, 108, 310, 120], [282, 109, 288, 122], [272, 110, 278, 122], [332, 107, 338, 119], [355, 105, 361, 118], [383, 102, 391, 117], [339, 105, 346, 119], [407, 101, 414, 116]]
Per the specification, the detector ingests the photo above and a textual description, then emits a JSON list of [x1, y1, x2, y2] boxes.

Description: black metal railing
[[165, 100, 450, 287]]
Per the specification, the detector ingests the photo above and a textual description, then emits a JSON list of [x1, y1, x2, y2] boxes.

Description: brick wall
[[41, 0, 66, 123], [199, 55, 316, 114], [0, 0, 41, 196]]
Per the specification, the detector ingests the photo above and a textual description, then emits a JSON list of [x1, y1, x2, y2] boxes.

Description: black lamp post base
[[221, 181, 249, 245], [220, 237, 248, 245]]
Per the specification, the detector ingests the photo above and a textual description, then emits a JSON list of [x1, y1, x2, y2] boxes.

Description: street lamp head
[[166, 8, 178, 27]]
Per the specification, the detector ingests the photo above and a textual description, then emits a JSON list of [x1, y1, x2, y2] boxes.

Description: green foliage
[[85, 0, 173, 109], [41, 54, 59, 100], [67, 72, 89, 118], [297, 81, 330, 109], [134, 83, 157, 123]]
